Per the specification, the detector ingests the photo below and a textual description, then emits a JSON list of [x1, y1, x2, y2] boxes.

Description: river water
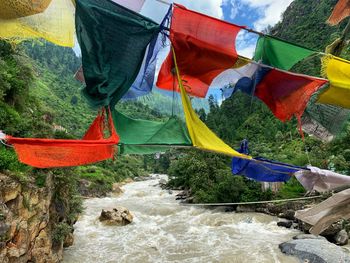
[[63, 175, 300, 263]]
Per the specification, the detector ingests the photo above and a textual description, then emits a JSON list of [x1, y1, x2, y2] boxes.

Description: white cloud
[[238, 44, 256, 58], [240, 0, 293, 31], [230, 1, 242, 19], [236, 30, 258, 58], [141, 0, 224, 23]]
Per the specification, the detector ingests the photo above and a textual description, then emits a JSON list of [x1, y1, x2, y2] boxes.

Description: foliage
[[276, 178, 306, 199], [168, 150, 273, 203], [52, 168, 83, 224], [52, 222, 73, 243], [0, 146, 27, 172]]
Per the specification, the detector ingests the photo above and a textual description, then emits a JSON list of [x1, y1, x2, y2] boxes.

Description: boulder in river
[[111, 183, 124, 196], [175, 189, 191, 200], [158, 179, 167, 188], [279, 234, 350, 263], [99, 207, 133, 226], [278, 209, 295, 220], [277, 220, 293, 229], [335, 230, 349, 246]]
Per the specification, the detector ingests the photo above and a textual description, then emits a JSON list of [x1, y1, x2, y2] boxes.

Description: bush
[[0, 146, 27, 172], [276, 177, 306, 199], [168, 150, 273, 203], [52, 222, 73, 243]]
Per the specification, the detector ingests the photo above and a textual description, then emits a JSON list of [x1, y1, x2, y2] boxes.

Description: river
[[63, 175, 300, 263]]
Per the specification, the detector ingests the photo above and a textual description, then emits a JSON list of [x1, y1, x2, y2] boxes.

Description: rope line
[[181, 195, 323, 206], [156, 0, 350, 67]]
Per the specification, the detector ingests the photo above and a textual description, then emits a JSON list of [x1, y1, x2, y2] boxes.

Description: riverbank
[[0, 170, 81, 263], [171, 184, 350, 247]]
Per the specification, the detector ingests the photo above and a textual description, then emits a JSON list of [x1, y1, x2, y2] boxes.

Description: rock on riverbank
[[280, 234, 350, 263]]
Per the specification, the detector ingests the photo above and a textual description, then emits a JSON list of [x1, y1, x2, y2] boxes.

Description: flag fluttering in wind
[[7, 110, 119, 168], [76, 0, 159, 107], [157, 4, 244, 98], [112, 110, 192, 155], [317, 55, 350, 108], [212, 61, 328, 137], [253, 36, 315, 70], [0, 0, 52, 19], [173, 49, 251, 158], [0, 0, 74, 47], [111, 0, 145, 13], [327, 0, 350, 25], [254, 68, 328, 128]]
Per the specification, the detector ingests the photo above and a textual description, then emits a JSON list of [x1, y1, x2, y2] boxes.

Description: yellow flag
[[173, 48, 251, 159], [0, 0, 52, 19], [317, 55, 350, 109], [0, 0, 74, 47]]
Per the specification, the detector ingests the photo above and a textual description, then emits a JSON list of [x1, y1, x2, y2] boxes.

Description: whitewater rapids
[[63, 175, 299, 263]]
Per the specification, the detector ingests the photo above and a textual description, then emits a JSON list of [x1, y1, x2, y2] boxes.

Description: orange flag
[[327, 0, 350, 25]]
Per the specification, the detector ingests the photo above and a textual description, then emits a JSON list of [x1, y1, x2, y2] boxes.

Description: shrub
[[52, 222, 73, 243]]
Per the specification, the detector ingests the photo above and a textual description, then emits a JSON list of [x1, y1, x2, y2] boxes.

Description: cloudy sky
[[141, 0, 294, 58]]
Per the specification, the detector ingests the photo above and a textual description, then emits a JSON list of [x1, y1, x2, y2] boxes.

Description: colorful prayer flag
[[76, 0, 159, 107], [232, 140, 303, 182], [217, 60, 328, 136], [317, 55, 350, 108], [210, 57, 258, 99], [112, 110, 192, 155], [173, 49, 251, 158], [253, 36, 315, 70], [7, 110, 119, 168], [295, 166, 350, 193], [0, 0, 74, 47], [123, 5, 172, 100], [327, 0, 350, 25], [157, 4, 244, 98], [0, 0, 52, 19], [254, 68, 328, 125]]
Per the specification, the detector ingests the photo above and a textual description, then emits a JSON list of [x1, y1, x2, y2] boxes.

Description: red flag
[[255, 68, 328, 137], [156, 4, 243, 98], [7, 109, 119, 168], [327, 0, 350, 25]]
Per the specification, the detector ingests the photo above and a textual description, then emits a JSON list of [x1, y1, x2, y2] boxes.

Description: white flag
[[112, 0, 146, 13], [294, 166, 350, 193]]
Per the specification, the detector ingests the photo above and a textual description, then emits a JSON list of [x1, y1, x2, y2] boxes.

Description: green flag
[[76, 0, 159, 107], [253, 36, 315, 70], [112, 110, 192, 155]]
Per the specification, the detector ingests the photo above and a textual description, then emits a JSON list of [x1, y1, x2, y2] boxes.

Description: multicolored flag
[[173, 49, 251, 158], [214, 61, 328, 136], [157, 4, 244, 98]]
